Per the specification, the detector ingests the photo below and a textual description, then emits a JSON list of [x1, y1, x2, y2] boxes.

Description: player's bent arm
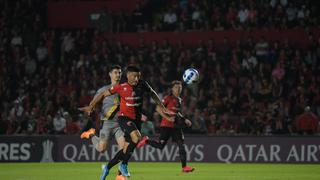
[[88, 89, 113, 110], [184, 118, 192, 127], [145, 81, 165, 109], [149, 88, 165, 108], [156, 105, 175, 122], [79, 89, 114, 115], [177, 112, 192, 127]]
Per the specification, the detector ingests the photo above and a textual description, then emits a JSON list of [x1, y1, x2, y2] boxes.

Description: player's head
[[171, 80, 182, 97], [109, 65, 122, 83], [126, 65, 141, 86]]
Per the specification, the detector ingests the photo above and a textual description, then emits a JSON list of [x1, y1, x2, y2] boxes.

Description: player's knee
[[116, 138, 126, 149], [96, 146, 105, 153], [130, 131, 141, 144], [131, 137, 139, 144], [96, 143, 107, 153]]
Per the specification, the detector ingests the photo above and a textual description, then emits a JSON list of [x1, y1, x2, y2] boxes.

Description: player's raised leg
[[80, 128, 96, 139], [118, 119, 142, 177]]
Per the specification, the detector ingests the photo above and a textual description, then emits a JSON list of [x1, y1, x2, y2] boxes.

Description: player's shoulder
[[163, 94, 173, 100], [121, 82, 128, 86], [138, 79, 148, 86], [104, 84, 113, 89], [111, 82, 125, 88], [96, 85, 109, 94], [165, 95, 182, 102], [111, 82, 128, 90], [139, 79, 147, 83], [139, 79, 153, 90]]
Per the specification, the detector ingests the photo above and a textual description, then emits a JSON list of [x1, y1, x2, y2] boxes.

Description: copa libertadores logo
[[41, 140, 54, 162]]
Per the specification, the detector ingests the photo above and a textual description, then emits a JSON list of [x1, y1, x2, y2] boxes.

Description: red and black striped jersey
[[110, 80, 152, 120], [160, 95, 182, 128]]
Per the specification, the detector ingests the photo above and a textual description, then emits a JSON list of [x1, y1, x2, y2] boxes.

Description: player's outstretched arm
[[78, 106, 93, 115], [78, 89, 112, 115], [89, 89, 113, 109]]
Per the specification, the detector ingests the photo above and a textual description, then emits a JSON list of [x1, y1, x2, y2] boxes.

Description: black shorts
[[159, 127, 184, 143], [118, 116, 139, 141], [133, 119, 142, 131]]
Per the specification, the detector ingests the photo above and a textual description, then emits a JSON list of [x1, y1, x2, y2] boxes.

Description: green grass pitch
[[1, 162, 320, 180]]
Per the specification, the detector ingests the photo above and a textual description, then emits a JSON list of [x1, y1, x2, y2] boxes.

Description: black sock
[[147, 140, 166, 150], [122, 142, 137, 165], [178, 143, 187, 168], [107, 149, 124, 169]]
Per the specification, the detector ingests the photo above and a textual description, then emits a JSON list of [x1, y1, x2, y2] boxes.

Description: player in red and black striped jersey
[[137, 80, 195, 173], [79, 65, 173, 179]]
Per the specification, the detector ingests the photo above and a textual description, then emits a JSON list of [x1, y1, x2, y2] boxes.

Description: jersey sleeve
[[109, 84, 121, 94], [94, 86, 107, 98], [162, 96, 170, 106]]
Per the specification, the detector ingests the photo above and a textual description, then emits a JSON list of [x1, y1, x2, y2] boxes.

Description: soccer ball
[[182, 68, 199, 84]]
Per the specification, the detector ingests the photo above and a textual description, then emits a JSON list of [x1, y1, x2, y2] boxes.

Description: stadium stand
[[0, 0, 319, 136]]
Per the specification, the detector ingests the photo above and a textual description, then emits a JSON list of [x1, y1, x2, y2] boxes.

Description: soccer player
[[79, 65, 173, 180], [79, 65, 130, 172], [137, 80, 195, 173]]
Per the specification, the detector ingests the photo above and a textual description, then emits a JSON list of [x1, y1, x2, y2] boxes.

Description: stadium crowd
[[110, 0, 320, 32], [0, 0, 319, 136]]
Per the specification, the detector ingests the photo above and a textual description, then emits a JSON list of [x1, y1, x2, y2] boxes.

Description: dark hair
[[171, 80, 182, 87], [126, 65, 140, 73], [109, 65, 121, 72]]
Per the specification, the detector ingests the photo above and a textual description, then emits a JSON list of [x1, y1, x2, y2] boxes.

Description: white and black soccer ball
[[182, 68, 199, 85]]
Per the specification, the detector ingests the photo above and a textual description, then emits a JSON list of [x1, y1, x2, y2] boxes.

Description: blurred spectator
[[53, 111, 66, 134], [255, 37, 269, 62], [141, 114, 156, 136], [242, 51, 258, 73], [132, 3, 144, 29], [295, 106, 319, 135], [0, 113, 8, 134], [43, 115, 54, 134], [191, 109, 207, 133], [36, 41, 48, 64], [236, 118, 251, 135], [64, 112, 80, 135], [11, 31, 23, 46], [9, 100, 24, 124], [1, 0, 320, 136], [237, 5, 249, 24], [163, 8, 177, 31], [141, 121, 156, 136]]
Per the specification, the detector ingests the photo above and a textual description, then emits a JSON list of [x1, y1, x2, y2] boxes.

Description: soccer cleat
[[137, 136, 149, 148], [115, 175, 127, 180], [118, 163, 130, 177], [182, 166, 195, 173], [100, 164, 109, 180], [80, 128, 95, 139]]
